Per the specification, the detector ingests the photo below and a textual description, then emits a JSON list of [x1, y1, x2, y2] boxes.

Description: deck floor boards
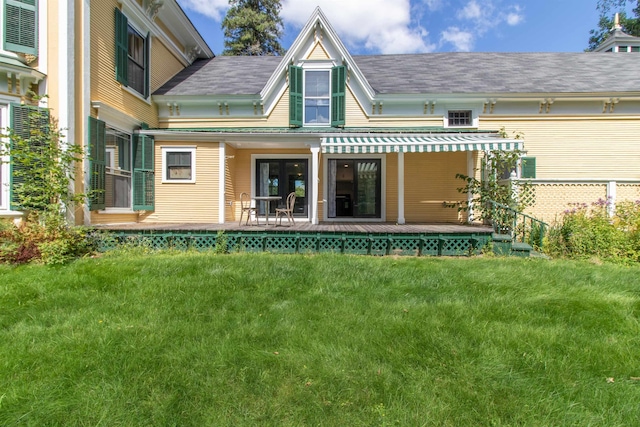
[[96, 221, 492, 234]]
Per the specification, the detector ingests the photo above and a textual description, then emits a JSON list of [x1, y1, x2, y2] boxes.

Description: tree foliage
[[222, 0, 285, 56], [588, 0, 640, 50], [0, 103, 85, 216]]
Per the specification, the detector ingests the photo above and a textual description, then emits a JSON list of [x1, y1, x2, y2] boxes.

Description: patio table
[[252, 196, 282, 226]]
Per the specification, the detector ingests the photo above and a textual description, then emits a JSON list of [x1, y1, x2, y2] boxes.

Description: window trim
[[162, 146, 196, 183], [303, 68, 331, 126], [445, 109, 475, 128], [0, 104, 8, 210]]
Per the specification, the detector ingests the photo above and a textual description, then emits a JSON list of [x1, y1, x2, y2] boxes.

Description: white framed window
[[162, 147, 196, 183], [447, 110, 472, 127], [304, 69, 330, 125], [105, 127, 132, 210], [0, 104, 8, 210]]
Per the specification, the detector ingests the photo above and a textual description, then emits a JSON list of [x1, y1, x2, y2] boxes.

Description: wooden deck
[[96, 221, 492, 234]]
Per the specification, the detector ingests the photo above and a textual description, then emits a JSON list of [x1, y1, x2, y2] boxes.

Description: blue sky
[[177, 0, 627, 55]]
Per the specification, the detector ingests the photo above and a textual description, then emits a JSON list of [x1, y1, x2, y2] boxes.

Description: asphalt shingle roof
[[155, 52, 640, 97]]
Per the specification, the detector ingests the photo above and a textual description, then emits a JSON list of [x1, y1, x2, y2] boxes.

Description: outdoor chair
[[239, 192, 259, 226], [275, 192, 296, 226]]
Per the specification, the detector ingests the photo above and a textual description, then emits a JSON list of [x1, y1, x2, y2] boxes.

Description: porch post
[[467, 151, 474, 223], [219, 142, 226, 224], [311, 146, 320, 225], [397, 152, 406, 224]]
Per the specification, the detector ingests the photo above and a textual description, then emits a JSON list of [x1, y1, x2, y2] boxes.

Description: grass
[[1, 252, 640, 426]]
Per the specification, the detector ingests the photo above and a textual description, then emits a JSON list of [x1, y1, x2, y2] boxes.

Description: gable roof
[[355, 52, 640, 94], [155, 56, 281, 96], [156, 51, 640, 97]]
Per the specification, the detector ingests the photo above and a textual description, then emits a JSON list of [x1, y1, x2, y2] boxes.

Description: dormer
[[594, 13, 640, 52]]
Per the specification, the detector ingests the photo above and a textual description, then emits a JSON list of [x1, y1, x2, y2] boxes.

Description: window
[[305, 70, 330, 125], [447, 110, 472, 127], [0, 104, 6, 210], [255, 159, 307, 217], [289, 64, 345, 128], [105, 127, 132, 208], [162, 147, 195, 183], [4, 0, 38, 55], [89, 116, 154, 211], [115, 7, 149, 98]]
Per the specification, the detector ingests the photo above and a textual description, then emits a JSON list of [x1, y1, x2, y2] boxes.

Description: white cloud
[[505, 12, 523, 26], [177, 0, 229, 21], [459, 0, 483, 20], [423, 0, 444, 10], [440, 27, 474, 52], [281, 0, 435, 54]]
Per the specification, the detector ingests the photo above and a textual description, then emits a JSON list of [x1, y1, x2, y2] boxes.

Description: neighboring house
[[3, 4, 640, 227]]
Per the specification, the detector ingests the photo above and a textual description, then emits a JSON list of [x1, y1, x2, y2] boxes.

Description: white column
[[467, 151, 474, 223], [218, 142, 226, 224], [607, 181, 617, 218], [310, 146, 320, 224], [59, 0, 74, 222], [397, 152, 405, 224]]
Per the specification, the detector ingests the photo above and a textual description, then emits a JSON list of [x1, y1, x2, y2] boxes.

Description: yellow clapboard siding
[[403, 152, 468, 223], [225, 145, 237, 222], [386, 153, 398, 221], [90, 212, 139, 224], [141, 142, 220, 223], [306, 42, 330, 60], [151, 37, 185, 93], [91, 0, 186, 128], [481, 117, 640, 179]]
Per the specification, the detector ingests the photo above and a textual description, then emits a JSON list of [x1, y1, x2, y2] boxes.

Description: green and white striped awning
[[321, 135, 523, 154]]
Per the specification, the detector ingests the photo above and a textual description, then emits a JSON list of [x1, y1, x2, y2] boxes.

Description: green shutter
[[133, 134, 154, 211], [114, 7, 128, 86], [88, 116, 106, 211], [521, 157, 536, 179], [4, 0, 38, 55], [331, 65, 346, 127], [289, 65, 303, 127], [9, 103, 49, 210]]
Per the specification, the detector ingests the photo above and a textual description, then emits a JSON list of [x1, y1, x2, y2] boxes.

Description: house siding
[[141, 141, 220, 223], [90, 0, 164, 128]]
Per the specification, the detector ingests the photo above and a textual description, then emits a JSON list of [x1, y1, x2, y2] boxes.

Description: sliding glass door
[[328, 159, 381, 218], [255, 159, 308, 217]]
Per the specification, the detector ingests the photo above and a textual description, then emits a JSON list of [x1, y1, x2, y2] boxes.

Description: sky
[[176, 0, 631, 55]]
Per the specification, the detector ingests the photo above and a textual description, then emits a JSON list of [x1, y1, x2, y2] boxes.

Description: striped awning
[[321, 135, 523, 154]]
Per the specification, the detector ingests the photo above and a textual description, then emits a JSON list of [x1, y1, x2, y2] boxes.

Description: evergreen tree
[[221, 0, 285, 56], [588, 0, 640, 50]]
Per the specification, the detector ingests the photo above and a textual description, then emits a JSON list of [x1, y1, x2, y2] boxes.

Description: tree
[[221, 0, 285, 56], [1, 103, 85, 216], [588, 0, 640, 50]]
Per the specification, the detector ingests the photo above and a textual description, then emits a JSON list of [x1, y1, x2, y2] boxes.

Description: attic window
[[447, 110, 472, 127]]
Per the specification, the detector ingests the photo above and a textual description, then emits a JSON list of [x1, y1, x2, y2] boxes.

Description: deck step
[[511, 242, 533, 257]]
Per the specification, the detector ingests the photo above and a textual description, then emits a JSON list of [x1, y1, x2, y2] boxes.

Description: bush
[[545, 199, 640, 264], [0, 213, 97, 265]]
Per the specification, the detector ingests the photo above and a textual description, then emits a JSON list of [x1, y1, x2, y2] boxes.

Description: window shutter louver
[[4, 0, 38, 55], [114, 7, 128, 85], [288, 65, 303, 127], [133, 134, 154, 211], [88, 117, 106, 211], [521, 157, 536, 179], [9, 103, 49, 210], [331, 65, 346, 127]]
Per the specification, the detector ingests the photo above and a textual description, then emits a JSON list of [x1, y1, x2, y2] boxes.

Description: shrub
[[545, 199, 640, 264], [0, 213, 97, 265]]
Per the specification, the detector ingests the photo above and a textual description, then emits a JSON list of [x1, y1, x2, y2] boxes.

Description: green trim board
[[321, 135, 524, 154]]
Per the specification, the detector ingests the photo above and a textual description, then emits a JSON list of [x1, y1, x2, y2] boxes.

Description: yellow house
[[3, 3, 640, 229]]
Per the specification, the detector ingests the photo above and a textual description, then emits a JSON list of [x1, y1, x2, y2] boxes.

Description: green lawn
[[1, 252, 639, 426]]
